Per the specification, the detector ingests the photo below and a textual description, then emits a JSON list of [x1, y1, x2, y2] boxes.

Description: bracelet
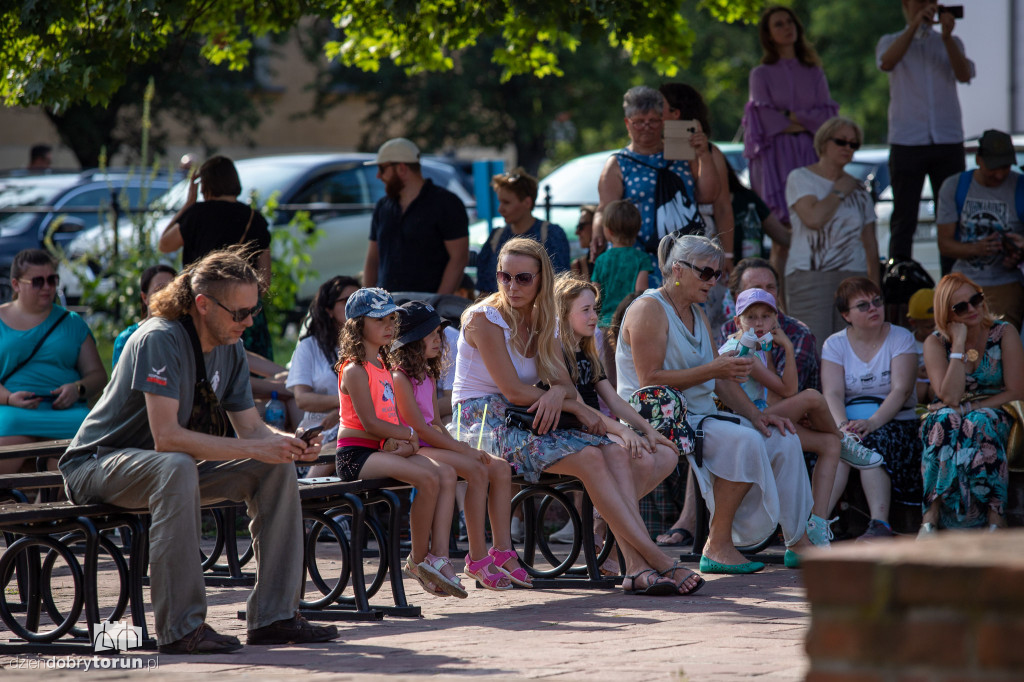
[[408, 426, 415, 441]]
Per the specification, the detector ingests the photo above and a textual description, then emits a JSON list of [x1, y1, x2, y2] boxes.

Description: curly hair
[[303, 275, 360, 368], [335, 315, 395, 372], [553, 272, 603, 386], [148, 245, 260, 320], [391, 333, 448, 384]]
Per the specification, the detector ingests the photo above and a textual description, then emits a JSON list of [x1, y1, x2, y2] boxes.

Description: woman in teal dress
[[0, 250, 107, 473], [920, 273, 1024, 533]]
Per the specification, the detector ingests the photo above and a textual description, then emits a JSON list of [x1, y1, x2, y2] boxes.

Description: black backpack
[[881, 258, 935, 306]]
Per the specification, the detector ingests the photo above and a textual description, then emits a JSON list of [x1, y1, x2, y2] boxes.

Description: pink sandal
[[488, 547, 533, 588], [464, 554, 513, 591]]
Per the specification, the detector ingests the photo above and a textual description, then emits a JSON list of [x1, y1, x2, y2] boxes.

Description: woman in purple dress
[[742, 6, 838, 279]]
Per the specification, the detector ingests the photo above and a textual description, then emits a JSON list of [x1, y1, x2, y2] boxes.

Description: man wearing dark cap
[[936, 129, 1024, 328], [362, 138, 469, 294]]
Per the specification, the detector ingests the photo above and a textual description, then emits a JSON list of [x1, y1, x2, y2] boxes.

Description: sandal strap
[[488, 546, 517, 565], [464, 553, 495, 573]]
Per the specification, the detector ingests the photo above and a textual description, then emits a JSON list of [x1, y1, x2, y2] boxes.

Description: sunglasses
[[950, 291, 985, 316], [496, 270, 538, 287], [206, 294, 262, 323], [18, 274, 60, 289], [677, 260, 722, 282], [850, 296, 884, 313], [831, 138, 861, 150]]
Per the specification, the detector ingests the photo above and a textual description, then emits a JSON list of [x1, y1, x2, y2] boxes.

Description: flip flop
[[622, 569, 678, 596], [659, 562, 706, 596], [656, 528, 694, 547]]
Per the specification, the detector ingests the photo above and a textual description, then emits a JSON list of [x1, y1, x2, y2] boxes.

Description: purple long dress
[[742, 59, 838, 224]]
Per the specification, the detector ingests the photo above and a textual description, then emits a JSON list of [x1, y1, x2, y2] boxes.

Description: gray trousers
[[63, 450, 303, 644]]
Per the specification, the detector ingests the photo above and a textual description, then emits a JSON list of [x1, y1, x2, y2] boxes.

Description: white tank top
[[452, 304, 539, 404]]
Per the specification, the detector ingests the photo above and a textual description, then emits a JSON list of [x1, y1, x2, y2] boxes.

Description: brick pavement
[[0, 547, 810, 681]]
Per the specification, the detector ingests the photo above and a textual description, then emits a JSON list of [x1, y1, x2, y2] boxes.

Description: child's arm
[[634, 269, 648, 293], [748, 353, 791, 398], [766, 328, 798, 398], [342, 363, 415, 445], [392, 371, 487, 463], [594, 379, 678, 454]]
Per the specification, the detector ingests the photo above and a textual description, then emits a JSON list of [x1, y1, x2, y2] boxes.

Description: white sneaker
[[548, 519, 576, 544], [510, 517, 524, 542], [840, 432, 884, 470]]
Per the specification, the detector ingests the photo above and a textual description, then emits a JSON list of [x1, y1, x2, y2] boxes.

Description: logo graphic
[[146, 365, 168, 387], [210, 369, 221, 393], [92, 620, 143, 652]]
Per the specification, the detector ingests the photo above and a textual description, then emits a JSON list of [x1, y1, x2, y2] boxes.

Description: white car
[[63, 154, 474, 305]]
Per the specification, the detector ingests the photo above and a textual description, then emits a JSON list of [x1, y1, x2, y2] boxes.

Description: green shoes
[[699, 555, 765, 574], [784, 549, 801, 569]]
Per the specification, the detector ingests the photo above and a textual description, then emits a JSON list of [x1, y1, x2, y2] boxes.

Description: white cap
[[364, 138, 420, 166]]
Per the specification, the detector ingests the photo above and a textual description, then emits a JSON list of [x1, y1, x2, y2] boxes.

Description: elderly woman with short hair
[[591, 86, 719, 284], [616, 233, 818, 572], [785, 116, 880, 352]]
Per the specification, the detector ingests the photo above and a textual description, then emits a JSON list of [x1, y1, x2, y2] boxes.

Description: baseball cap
[[393, 301, 450, 349], [345, 287, 400, 319], [735, 288, 778, 316], [906, 288, 935, 320], [364, 138, 420, 166], [978, 130, 1017, 169]]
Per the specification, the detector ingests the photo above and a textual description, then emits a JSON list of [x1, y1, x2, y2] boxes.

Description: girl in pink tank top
[[391, 301, 531, 591], [336, 288, 465, 598]]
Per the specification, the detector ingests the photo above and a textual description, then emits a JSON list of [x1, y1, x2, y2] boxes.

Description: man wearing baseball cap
[[936, 129, 1024, 329], [362, 138, 469, 295]]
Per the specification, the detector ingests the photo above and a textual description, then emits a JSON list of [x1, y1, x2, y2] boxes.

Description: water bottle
[[736, 329, 759, 357], [758, 332, 774, 352], [740, 203, 762, 259], [264, 391, 287, 429]]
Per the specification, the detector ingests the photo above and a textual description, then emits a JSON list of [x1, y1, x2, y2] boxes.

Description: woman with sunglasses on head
[[821, 277, 920, 540], [786, 116, 879, 353], [454, 237, 705, 595], [919, 273, 1024, 535], [618, 234, 819, 572], [0, 249, 107, 473]]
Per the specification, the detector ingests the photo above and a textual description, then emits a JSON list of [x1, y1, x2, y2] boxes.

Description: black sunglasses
[[19, 274, 60, 289], [831, 138, 861, 150], [206, 294, 262, 323], [851, 296, 884, 313], [951, 291, 985, 316], [496, 270, 538, 287], [677, 260, 722, 282]]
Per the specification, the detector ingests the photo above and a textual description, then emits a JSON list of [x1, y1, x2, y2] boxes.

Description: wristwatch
[[949, 352, 964, 361], [76, 381, 86, 398]]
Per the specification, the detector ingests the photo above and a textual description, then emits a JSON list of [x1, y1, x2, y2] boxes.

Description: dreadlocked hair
[[392, 333, 448, 384], [553, 272, 603, 385], [148, 245, 261, 320], [335, 316, 394, 372]]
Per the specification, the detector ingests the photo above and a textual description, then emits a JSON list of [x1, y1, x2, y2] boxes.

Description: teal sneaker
[[806, 513, 834, 547], [840, 432, 884, 470]]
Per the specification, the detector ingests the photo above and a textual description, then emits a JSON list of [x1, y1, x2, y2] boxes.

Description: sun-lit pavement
[[0, 544, 809, 681]]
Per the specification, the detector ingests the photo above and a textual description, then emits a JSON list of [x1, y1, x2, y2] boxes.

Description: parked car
[[468, 143, 749, 271], [62, 154, 474, 306], [0, 171, 174, 302]]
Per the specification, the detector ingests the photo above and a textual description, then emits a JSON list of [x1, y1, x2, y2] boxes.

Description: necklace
[[661, 286, 691, 324]]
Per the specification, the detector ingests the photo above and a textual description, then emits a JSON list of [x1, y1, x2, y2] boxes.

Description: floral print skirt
[[863, 418, 923, 508], [920, 407, 1010, 528], [452, 394, 610, 483]]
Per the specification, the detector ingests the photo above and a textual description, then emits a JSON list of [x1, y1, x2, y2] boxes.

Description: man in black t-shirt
[[59, 249, 337, 654], [362, 138, 469, 293]]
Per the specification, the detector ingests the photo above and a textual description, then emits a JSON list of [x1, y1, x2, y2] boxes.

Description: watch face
[[966, 349, 979, 363]]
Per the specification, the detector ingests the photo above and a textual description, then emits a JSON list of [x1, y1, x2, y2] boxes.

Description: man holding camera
[[877, 0, 974, 265], [59, 248, 338, 654], [936, 130, 1024, 329]]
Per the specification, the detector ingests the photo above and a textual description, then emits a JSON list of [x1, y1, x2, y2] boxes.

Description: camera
[[938, 5, 963, 19]]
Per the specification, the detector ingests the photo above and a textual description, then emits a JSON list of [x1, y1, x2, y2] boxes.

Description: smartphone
[[297, 425, 324, 444], [664, 120, 699, 161], [938, 5, 963, 18]]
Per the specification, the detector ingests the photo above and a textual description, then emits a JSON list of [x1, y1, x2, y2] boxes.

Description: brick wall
[[803, 530, 1024, 682]]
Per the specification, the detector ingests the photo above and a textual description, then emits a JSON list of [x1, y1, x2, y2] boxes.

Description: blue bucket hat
[[345, 287, 400, 320]]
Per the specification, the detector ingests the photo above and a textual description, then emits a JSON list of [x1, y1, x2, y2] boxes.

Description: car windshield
[[0, 177, 78, 236], [152, 161, 317, 212], [537, 153, 611, 206]]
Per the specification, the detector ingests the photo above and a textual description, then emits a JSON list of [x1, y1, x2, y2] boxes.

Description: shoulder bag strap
[[178, 315, 210, 384], [0, 309, 71, 386], [237, 208, 255, 245], [692, 413, 740, 468]]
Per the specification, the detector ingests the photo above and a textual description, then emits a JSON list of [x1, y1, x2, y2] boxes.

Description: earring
[[674, 280, 680, 287]]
